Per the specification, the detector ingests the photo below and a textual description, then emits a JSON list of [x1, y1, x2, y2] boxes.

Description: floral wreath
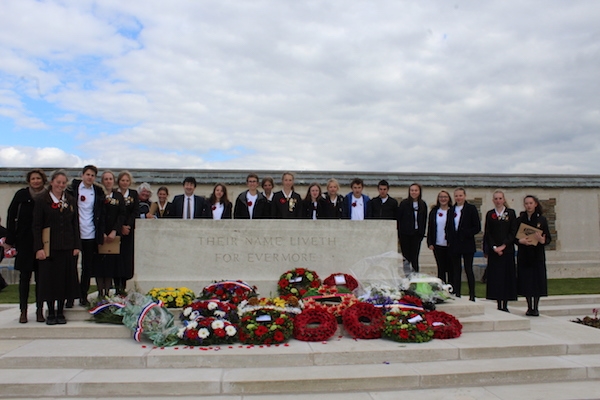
[[199, 280, 257, 304], [424, 311, 462, 339], [239, 308, 294, 345], [293, 306, 338, 342], [277, 268, 321, 297], [177, 316, 238, 346], [383, 294, 425, 312], [180, 300, 238, 324], [342, 302, 384, 339], [147, 287, 196, 308], [383, 310, 434, 343], [323, 273, 359, 291], [237, 296, 303, 318], [302, 286, 359, 319]]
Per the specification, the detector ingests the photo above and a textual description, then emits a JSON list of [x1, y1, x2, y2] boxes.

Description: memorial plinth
[[133, 219, 398, 295]]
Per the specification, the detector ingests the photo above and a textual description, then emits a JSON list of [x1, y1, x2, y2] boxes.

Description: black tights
[[525, 296, 540, 311], [96, 277, 112, 297], [46, 300, 65, 316]]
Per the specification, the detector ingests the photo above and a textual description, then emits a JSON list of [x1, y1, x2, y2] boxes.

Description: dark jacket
[[483, 208, 518, 255], [427, 207, 448, 248], [271, 191, 303, 219], [6, 188, 41, 270], [234, 191, 269, 219], [99, 190, 126, 236], [397, 198, 427, 236], [342, 193, 370, 219], [367, 196, 399, 220], [67, 179, 105, 244], [32, 190, 81, 252], [321, 194, 344, 219], [301, 197, 328, 219], [170, 194, 207, 219], [204, 201, 233, 219], [446, 201, 481, 254]]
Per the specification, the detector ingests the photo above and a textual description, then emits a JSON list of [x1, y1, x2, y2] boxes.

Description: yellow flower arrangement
[[147, 287, 196, 308]]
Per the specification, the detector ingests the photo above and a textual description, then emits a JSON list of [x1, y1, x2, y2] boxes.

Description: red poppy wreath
[[424, 310, 462, 339], [342, 302, 384, 339], [293, 306, 338, 342], [323, 273, 359, 292]]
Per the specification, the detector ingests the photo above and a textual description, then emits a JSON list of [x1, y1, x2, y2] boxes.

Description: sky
[[1, 1, 599, 174]]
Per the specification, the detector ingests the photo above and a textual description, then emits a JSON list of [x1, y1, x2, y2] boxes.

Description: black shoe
[[46, 315, 57, 325], [502, 307, 510, 313], [65, 300, 74, 309], [79, 299, 90, 307], [526, 309, 534, 316], [469, 296, 476, 302], [56, 315, 67, 324], [532, 309, 539, 317]]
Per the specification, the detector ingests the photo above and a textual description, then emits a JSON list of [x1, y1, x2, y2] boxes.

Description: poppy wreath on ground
[[177, 316, 238, 346], [382, 310, 434, 343], [302, 290, 360, 320], [238, 308, 294, 345], [277, 268, 321, 297], [293, 305, 338, 342], [199, 280, 257, 305], [424, 310, 463, 339], [323, 273, 359, 292], [342, 302, 384, 339], [180, 300, 239, 324]]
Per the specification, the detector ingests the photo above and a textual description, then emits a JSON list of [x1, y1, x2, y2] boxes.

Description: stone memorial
[[133, 219, 398, 295]]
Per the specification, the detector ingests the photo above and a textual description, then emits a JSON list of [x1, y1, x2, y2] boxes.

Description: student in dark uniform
[[427, 190, 453, 284], [367, 180, 398, 219], [302, 183, 327, 219], [322, 178, 344, 219], [234, 174, 269, 219], [116, 170, 138, 295], [271, 172, 302, 219], [397, 183, 427, 272], [205, 183, 233, 219]]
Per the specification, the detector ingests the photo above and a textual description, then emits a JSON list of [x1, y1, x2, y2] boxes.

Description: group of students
[[0, 167, 551, 326]]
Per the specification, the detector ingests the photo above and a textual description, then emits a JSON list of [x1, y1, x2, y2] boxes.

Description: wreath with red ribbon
[[277, 268, 321, 297], [383, 310, 434, 343], [323, 273, 359, 291], [424, 310, 462, 339], [199, 280, 257, 305], [238, 308, 294, 345], [293, 306, 338, 342], [342, 302, 384, 339]]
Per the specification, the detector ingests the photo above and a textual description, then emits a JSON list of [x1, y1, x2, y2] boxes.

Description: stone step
[[0, 354, 598, 398], [512, 294, 600, 307]]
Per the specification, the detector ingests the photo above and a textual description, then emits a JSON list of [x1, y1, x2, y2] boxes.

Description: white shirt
[[78, 182, 95, 239], [246, 192, 258, 219], [454, 204, 464, 230], [351, 196, 364, 220], [435, 209, 448, 246], [212, 203, 224, 220]]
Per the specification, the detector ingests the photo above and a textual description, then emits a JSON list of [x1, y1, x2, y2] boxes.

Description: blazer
[[67, 179, 106, 245], [427, 207, 446, 248], [445, 201, 481, 254], [149, 201, 172, 218], [321, 194, 344, 219], [483, 208, 518, 255], [271, 191, 303, 219], [6, 188, 37, 260], [204, 201, 233, 219], [99, 190, 126, 236], [301, 197, 328, 219], [397, 198, 427, 237], [367, 196, 398, 220], [32, 190, 81, 252], [170, 194, 207, 219], [234, 191, 270, 219], [120, 189, 139, 228], [343, 193, 370, 219]]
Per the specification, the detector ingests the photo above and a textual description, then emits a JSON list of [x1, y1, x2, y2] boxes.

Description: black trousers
[[19, 269, 42, 311], [433, 245, 452, 284], [451, 252, 475, 298], [400, 234, 424, 272], [79, 239, 97, 300]]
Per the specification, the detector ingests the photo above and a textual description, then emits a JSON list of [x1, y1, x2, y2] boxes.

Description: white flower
[[198, 328, 210, 339], [208, 302, 218, 310], [214, 310, 226, 318], [187, 321, 198, 330], [190, 310, 200, 320], [183, 307, 192, 317], [225, 325, 237, 337], [211, 319, 225, 330], [177, 327, 186, 338]]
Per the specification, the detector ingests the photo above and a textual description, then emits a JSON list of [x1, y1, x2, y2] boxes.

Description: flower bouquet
[[180, 299, 238, 324], [238, 308, 294, 345], [115, 292, 180, 347], [424, 310, 462, 339], [342, 302, 384, 339], [405, 273, 453, 304], [199, 280, 257, 304], [88, 293, 126, 324], [293, 305, 338, 342], [383, 310, 434, 343], [177, 317, 238, 346], [277, 268, 321, 297], [146, 287, 196, 308]]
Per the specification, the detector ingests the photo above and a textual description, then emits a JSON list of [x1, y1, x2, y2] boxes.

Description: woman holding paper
[[516, 195, 551, 316], [483, 190, 518, 312], [94, 171, 125, 298], [33, 170, 81, 325]]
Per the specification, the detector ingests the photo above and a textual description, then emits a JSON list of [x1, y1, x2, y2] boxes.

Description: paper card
[[289, 276, 303, 283], [98, 237, 121, 254], [334, 275, 347, 285], [408, 315, 423, 324], [256, 315, 272, 322], [516, 223, 543, 245]]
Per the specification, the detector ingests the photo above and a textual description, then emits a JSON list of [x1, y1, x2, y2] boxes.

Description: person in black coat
[[33, 170, 81, 325], [517, 195, 552, 317], [367, 180, 399, 220], [205, 183, 233, 219], [234, 174, 270, 219], [116, 170, 138, 294], [397, 183, 427, 272], [170, 177, 207, 219], [94, 171, 125, 298], [322, 178, 344, 219], [5, 169, 47, 323], [483, 190, 518, 312], [446, 187, 481, 300], [271, 172, 303, 219], [261, 176, 275, 215], [427, 190, 453, 284], [301, 183, 328, 219], [67, 165, 105, 306]]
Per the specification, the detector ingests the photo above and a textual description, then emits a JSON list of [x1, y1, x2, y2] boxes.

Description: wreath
[[177, 316, 238, 346], [424, 311, 462, 339], [342, 302, 384, 339], [382, 310, 434, 343], [237, 296, 303, 318], [199, 280, 257, 304], [147, 287, 196, 308], [302, 287, 360, 320], [180, 300, 238, 324], [277, 268, 321, 297], [293, 306, 338, 342], [323, 273, 359, 291], [239, 308, 294, 345]]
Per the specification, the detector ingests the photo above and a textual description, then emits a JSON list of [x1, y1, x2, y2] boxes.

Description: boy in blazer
[[343, 178, 370, 220], [170, 177, 207, 219]]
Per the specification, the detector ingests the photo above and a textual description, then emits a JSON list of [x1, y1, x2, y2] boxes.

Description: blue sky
[[1, 1, 600, 173]]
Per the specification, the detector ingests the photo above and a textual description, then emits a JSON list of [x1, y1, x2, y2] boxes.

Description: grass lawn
[[0, 279, 598, 304]]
